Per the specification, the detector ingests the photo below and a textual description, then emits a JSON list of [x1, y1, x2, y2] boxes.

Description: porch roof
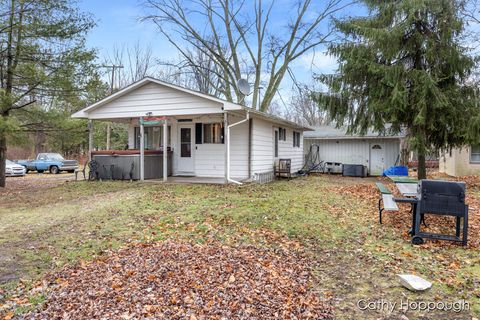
[[72, 77, 312, 131]]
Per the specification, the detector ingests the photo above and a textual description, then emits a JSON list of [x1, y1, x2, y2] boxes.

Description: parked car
[[5, 159, 26, 177], [16, 153, 78, 174]]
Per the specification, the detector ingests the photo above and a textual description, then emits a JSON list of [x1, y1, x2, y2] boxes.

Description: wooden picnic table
[[387, 175, 418, 184], [391, 179, 426, 236], [396, 183, 418, 197]]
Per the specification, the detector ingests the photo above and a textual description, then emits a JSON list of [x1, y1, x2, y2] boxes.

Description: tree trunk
[[416, 128, 427, 180], [417, 147, 426, 180], [0, 118, 7, 188]]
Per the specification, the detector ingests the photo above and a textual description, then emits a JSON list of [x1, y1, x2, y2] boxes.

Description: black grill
[[420, 180, 466, 216], [412, 180, 468, 245]]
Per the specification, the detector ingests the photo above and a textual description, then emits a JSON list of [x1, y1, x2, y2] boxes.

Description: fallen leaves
[[25, 242, 333, 319], [2, 311, 14, 320], [333, 178, 480, 249]]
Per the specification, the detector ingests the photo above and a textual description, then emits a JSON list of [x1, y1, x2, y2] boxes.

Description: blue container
[[382, 166, 408, 177]]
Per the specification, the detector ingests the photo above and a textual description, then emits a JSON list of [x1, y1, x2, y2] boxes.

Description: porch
[[147, 176, 228, 184], [84, 110, 250, 184]]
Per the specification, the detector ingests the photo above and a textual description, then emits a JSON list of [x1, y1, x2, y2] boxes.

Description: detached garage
[[304, 125, 405, 176]]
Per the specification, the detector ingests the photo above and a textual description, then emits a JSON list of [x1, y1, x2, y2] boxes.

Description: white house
[[304, 125, 405, 176], [439, 145, 480, 177], [72, 77, 310, 183]]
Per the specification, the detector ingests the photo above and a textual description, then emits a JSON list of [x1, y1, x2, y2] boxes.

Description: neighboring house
[[304, 125, 405, 176], [439, 145, 480, 176], [72, 77, 310, 183]]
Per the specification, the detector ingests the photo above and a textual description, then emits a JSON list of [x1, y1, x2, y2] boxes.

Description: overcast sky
[[77, 0, 355, 107], [78, 1, 480, 109]]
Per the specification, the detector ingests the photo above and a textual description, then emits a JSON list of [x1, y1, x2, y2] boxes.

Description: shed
[[304, 125, 405, 176]]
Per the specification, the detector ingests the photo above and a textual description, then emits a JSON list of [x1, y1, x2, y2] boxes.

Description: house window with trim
[[293, 131, 301, 147], [278, 127, 286, 141], [194, 123, 224, 144], [134, 126, 171, 150], [470, 145, 480, 163]]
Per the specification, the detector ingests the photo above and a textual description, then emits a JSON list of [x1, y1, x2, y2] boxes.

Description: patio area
[[147, 176, 228, 184]]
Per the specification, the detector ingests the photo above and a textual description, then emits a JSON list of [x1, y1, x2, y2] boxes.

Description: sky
[[76, 1, 480, 110], [77, 0, 356, 107]]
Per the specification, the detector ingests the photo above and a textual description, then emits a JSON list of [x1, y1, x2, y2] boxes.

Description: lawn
[[0, 175, 478, 319]]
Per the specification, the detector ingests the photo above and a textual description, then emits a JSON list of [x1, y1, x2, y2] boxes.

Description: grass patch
[[0, 176, 478, 319]]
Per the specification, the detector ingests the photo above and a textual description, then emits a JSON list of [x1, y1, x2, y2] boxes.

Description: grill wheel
[[411, 236, 424, 245]]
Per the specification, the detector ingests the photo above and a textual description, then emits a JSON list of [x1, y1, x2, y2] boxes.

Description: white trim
[[176, 123, 195, 175], [140, 118, 145, 181], [163, 119, 168, 182], [71, 77, 311, 132], [226, 111, 249, 185], [72, 77, 238, 118]]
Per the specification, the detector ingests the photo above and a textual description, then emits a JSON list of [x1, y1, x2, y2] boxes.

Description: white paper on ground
[[396, 274, 432, 291]]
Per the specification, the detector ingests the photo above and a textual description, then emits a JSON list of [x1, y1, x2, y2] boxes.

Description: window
[[274, 130, 279, 157], [180, 128, 192, 157], [293, 131, 301, 147], [134, 126, 171, 150], [278, 127, 286, 141], [471, 145, 480, 163], [203, 123, 224, 144]]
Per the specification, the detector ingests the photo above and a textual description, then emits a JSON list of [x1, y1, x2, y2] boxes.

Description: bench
[[376, 182, 398, 224], [274, 159, 292, 179]]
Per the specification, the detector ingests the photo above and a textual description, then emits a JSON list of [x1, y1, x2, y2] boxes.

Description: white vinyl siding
[[277, 127, 304, 173], [303, 138, 401, 175], [87, 82, 224, 119], [251, 118, 274, 174], [229, 115, 249, 179], [128, 113, 306, 180], [195, 144, 225, 177], [250, 118, 305, 175]]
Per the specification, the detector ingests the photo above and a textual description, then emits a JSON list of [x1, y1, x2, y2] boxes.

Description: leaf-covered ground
[[0, 174, 479, 319], [26, 242, 332, 319]]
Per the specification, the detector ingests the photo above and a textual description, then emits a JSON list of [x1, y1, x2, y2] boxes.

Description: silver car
[[5, 159, 26, 177]]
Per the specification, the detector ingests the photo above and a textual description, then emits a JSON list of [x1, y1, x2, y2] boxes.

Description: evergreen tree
[[314, 0, 479, 179], [0, 0, 95, 187]]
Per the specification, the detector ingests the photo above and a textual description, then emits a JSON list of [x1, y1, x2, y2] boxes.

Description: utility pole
[[102, 64, 124, 150]]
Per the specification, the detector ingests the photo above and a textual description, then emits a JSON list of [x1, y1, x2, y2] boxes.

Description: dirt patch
[[0, 174, 73, 201], [22, 242, 332, 320]]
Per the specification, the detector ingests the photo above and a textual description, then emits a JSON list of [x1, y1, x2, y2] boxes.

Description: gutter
[[226, 111, 250, 185]]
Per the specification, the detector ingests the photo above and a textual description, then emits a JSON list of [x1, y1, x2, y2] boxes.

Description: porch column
[[224, 112, 228, 183], [140, 117, 145, 181], [163, 118, 168, 182], [88, 120, 93, 161]]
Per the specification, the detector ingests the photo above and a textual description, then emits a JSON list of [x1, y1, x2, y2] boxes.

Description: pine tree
[[0, 0, 95, 187], [314, 0, 479, 179]]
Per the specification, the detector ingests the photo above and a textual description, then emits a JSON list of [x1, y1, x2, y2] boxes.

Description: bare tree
[[284, 85, 325, 126], [105, 41, 158, 89], [157, 43, 224, 96], [141, 0, 353, 112]]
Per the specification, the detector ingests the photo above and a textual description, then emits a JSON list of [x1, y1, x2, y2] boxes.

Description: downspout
[[227, 111, 250, 185]]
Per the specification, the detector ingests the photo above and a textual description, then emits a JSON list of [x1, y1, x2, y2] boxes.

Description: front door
[[370, 143, 385, 176], [177, 124, 194, 174]]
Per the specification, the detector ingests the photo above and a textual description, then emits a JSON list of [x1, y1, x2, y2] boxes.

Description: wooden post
[[163, 118, 168, 182], [106, 123, 111, 150], [88, 120, 93, 161], [140, 117, 145, 181], [224, 112, 228, 183]]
